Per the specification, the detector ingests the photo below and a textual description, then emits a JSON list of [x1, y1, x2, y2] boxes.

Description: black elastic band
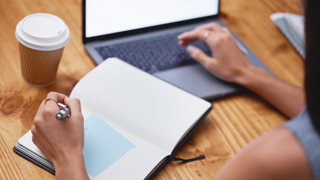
[[169, 155, 205, 163]]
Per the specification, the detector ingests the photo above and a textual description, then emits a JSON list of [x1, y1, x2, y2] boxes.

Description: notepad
[[14, 58, 212, 179], [83, 114, 135, 177]]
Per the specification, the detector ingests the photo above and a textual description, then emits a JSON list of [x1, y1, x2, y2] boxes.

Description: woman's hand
[[31, 92, 89, 180], [178, 22, 305, 118], [178, 22, 254, 84]]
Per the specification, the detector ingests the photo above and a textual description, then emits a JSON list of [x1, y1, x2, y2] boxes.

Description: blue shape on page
[[83, 114, 135, 177]]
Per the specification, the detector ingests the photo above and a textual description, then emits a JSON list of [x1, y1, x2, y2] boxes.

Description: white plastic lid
[[15, 13, 70, 51]]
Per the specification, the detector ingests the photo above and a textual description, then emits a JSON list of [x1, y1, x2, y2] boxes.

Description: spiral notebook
[[14, 58, 212, 179]]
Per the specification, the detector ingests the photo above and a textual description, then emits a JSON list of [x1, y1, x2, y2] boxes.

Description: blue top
[[285, 107, 320, 180]]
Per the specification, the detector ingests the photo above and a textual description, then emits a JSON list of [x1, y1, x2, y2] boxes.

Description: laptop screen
[[85, 0, 219, 38]]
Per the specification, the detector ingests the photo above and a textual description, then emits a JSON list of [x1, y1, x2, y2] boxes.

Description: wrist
[[53, 152, 89, 180], [52, 150, 84, 167], [233, 64, 269, 88]]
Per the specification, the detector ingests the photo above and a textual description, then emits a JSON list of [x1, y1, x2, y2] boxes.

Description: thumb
[[187, 46, 212, 66]]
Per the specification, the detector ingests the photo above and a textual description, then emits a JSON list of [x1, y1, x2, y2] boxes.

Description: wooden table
[[0, 0, 304, 179]]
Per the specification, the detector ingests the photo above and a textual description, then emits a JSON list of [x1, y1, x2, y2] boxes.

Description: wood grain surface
[[0, 0, 304, 179]]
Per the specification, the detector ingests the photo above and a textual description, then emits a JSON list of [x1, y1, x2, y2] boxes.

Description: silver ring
[[44, 96, 57, 105], [203, 32, 210, 41]]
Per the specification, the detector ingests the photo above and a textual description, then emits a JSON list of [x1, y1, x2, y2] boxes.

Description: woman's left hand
[[177, 22, 253, 84]]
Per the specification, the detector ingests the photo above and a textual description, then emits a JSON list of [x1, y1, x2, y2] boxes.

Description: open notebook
[[14, 58, 212, 179]]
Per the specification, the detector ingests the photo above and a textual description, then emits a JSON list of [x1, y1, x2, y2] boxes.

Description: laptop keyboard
[[95, 32, 212, 73]]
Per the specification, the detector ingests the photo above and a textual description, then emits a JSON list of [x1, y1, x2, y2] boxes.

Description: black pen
[[56, 103, 71, 120]]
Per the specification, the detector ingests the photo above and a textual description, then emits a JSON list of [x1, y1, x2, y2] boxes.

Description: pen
[[56, 103, 71, 120]]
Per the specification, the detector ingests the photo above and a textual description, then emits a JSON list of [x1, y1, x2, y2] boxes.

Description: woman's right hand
[[31, 92, 89, 180], [177, 22, 255, 85]]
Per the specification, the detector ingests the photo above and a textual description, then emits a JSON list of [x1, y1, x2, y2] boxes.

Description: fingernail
[[187, 46, 199, 57], [177, 34, 183, 39], [187, 45, 197, 51], [178, 40, 183, 45]]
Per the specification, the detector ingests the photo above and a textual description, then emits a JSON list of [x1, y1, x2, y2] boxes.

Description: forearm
[[236, 65, 305, 118], [53, 152, 90, 180], [214, 128, 313, 180]]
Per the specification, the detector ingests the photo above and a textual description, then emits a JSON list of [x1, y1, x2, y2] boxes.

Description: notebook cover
[[13, 143, 55, 175]]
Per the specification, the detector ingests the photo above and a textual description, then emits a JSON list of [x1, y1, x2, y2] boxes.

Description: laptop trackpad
[[153, 64, 238, 100]]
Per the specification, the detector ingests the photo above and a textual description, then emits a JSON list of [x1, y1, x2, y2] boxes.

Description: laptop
[[82, 0, 274, 100]]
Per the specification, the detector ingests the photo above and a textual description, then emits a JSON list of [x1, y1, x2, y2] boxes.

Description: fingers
[[222, 27, 229, 33], [187, 46, 212, 67], [43, 92, 68, 115], [37, 92, 69, 120], [196, 22, 224, 32], [178, 23, 223, 45], [64, 97, 83, 121], [179, 29, 219, 45], [47, 92, 68, 104], [64, 97, 81, 113], [178, 31, 199, 45]]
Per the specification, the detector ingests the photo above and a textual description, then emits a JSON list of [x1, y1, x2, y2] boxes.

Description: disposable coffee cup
[[15, 13, 70, 87]]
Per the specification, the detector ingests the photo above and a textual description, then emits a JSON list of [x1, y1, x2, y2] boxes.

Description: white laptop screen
[[86, 0, 219, 38]]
